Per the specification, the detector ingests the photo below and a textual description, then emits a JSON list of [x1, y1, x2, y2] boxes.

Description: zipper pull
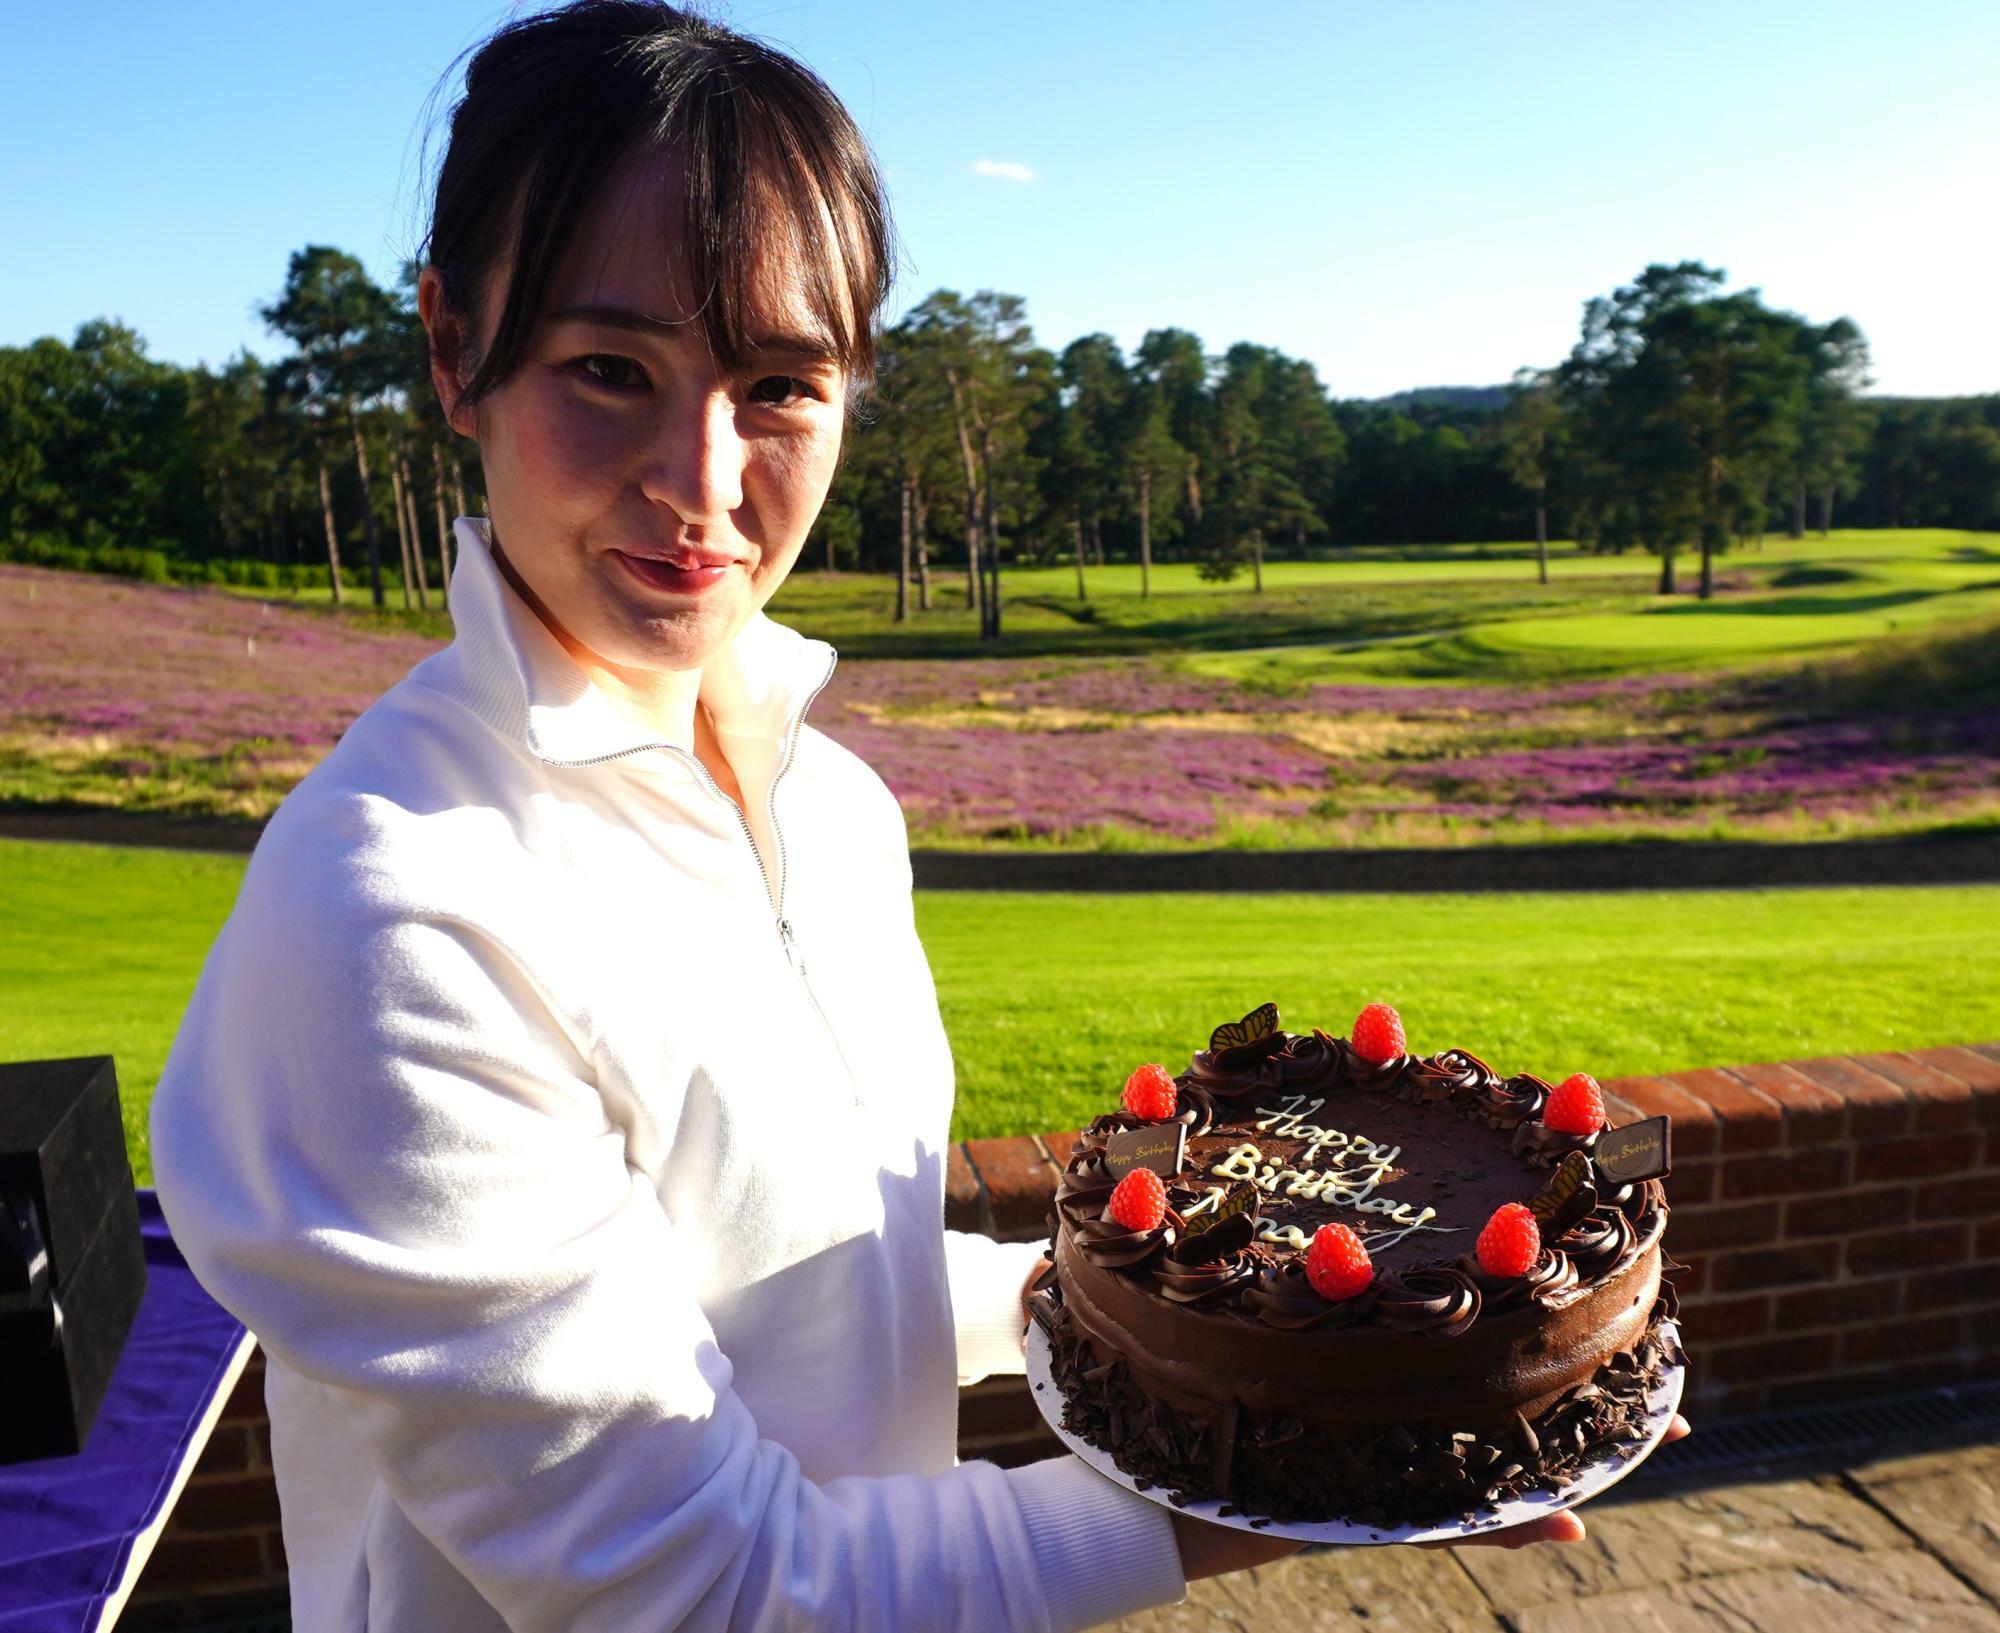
[[777, 917, 805, 974]]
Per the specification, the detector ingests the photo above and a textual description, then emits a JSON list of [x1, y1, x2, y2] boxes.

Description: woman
[[151, 6, 1645, 1629]]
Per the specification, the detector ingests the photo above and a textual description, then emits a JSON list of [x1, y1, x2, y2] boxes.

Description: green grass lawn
[[8, 838, 1996, 1174]]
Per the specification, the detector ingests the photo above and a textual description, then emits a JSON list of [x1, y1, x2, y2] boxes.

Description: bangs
[[669, 62, 887, 382], [434, 11, 892, 410]]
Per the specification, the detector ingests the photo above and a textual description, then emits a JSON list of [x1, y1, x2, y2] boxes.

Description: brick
[[1676, 1292, 1772, 1341], [1731, 1060, 1848, 1145], [1774, 1359, 1975, 1407], [1843, 1313, 1967, 1367], [1912, 1043, 2000, 1089], [170, 1474, 283, 1532], [135, 1534, 266, 1591], [218, 1365, 264, 1425], [1662, 1067, 1784, 1152], [1773, 1278, 1904, 1330], [1979, 1218, 2000, 1260], [1904, 1263, 2000, 1313], [1669, 1159, 1718, 1205], [1705, 1332, 1837, 1383], [1664, 1201, 1780, 1253], [1787, 1187, 1912, 1239], [1720, 1146, 1850, 1200], [964, 1136, 1058, 1240], [1706, 1382, 1768, 1417], [126, 1583, 292, 1625], [1794, 1055, 1911, 1137], [1846, 1223, 1972, 1279], [1710, 1240, 1840, 1293], [1914, 1174, 2000, 1222], [1855, 1052, 1977, 1132], [251, 1421, 272, 1471], [1854, 1134, 1977, 1184], [1973, 1306, 2000, 1350], [1603, 1074, 1719, 1156], [1037, 1129, 1086, 1166], [957, 1378, 1043, 1440], [944, 1143, 983, 1232], [187, 1424, 253, 1477]]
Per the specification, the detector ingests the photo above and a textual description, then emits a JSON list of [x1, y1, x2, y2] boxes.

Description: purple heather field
[[3, 564, 1995, 843]]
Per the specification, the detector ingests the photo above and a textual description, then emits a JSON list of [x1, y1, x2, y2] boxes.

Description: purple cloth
[[0, 1190, 251, 1633]]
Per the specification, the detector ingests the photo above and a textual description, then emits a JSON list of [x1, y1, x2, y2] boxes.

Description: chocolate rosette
[[1274, 1029, 1345, 1094], [1469, 1246, 1581, 1311], [1338, 1040, 1406, 1094], [1242, 1258, 1380, 1330], [1477, 1071, 1550, 1129], [1183, 1047, 1287, 1101], [1373, 1266, 1483, 1337], [1076, 1205, 1177, 1270], [1554, 1208, 1637, 1278], [1512, 1117, 1601, 1168], [1404, 1048, 1493, 1106], [1154, 1249, 1260, 1306], [1054, 1150, 1119, 1215], [1175, 1083, 1218, 1138]]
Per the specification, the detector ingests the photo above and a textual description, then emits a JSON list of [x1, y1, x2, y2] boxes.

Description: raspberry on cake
[[1349, 1001, 1406, 1065], [1304, 1222, 1373, 1301], [1121, 1062, 1179, 1121], [1037, 1000, 1680, 1530], [1544, 1073, 1607, 1135], [1476, 1201, 1540, 1277]]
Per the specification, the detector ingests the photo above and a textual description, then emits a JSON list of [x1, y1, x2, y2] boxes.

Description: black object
[[0, 1057, 146, 1463]]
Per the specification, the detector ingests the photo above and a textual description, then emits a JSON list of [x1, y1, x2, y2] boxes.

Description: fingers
[[1662, 1412, 1691, 1443], [1417, 1510, 1588, 1551]]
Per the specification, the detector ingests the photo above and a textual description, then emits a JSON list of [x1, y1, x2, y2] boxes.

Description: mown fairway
[[8, 838, 1997, 1167]]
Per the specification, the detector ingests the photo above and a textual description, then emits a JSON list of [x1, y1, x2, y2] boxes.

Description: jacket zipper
[[544, 650, 857, 1094]]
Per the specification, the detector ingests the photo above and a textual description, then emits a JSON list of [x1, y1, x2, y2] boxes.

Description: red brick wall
[[134, 1045, 2000, 1616]]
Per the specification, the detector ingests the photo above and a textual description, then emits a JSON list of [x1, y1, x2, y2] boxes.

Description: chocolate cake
[[1029, 1002, 1683, 1529]]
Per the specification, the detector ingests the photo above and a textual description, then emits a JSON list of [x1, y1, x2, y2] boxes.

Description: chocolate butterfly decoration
[[1174, 1182, 1260, 1264], [1208, 1002, 1281, 1059], [1526, 1150, 1598, 1237]]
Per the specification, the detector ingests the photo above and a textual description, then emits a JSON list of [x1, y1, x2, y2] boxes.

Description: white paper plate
[[1024, 1317, 1684, 1546]]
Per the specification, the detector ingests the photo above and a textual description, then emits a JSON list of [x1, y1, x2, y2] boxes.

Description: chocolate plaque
[[1526, 1149, 1598, 1236], [1594, 1116, 1672, 1185], [1102, 1122, 1187, 1182]]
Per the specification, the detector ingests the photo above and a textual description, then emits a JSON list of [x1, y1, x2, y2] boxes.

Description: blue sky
[[5, 0, 1996, 398]]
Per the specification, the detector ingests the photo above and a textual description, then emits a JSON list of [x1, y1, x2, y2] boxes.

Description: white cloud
[[972, 158, 1037, 183]]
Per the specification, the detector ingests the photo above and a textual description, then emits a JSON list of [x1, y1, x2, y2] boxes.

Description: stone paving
[[1109, 1438, 2000, 1632]]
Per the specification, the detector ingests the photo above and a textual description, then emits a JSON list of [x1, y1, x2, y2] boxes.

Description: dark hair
[[420, 1, 892, 413]]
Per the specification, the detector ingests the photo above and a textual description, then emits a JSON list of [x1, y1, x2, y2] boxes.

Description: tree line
[[3, 250, 1998, 628]]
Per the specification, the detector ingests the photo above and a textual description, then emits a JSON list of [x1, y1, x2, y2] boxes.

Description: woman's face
[[420, 145, 848, 678]]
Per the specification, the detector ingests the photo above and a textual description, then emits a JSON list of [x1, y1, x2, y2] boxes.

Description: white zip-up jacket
[[148, 517, 1186, 1632]]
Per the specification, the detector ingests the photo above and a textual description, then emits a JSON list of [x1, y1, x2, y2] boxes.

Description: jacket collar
[[437, 515, 837, 766]]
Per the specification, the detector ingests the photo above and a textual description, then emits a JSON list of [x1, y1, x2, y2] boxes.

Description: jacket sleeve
[[148, 814, 1185, 1633]]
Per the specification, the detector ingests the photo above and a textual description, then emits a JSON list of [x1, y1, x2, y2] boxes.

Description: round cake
[[1029, 1001, 1683, 1529]]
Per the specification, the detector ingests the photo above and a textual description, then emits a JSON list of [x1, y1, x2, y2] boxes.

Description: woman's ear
[[417, 265, 479, 441]]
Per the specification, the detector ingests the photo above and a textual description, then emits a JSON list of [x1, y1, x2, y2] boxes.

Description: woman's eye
[[572, 354, 644, 390], [747, 374, 814, 406]]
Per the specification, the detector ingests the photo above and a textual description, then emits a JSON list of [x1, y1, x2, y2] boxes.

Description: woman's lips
[[612, 549, 737, 596]]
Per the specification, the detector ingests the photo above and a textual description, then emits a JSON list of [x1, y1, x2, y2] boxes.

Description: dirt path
[[5, 806, 1998, 893]]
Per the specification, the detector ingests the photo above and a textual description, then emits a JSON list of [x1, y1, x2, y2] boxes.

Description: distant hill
[[1362, 385, 1511, 414]]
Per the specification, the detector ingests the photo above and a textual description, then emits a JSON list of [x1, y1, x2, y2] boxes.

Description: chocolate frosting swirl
[[1471, 1246, 1581, 1310], [1339, 1041, 1406, 1093], [1477, 1072, 1550, 1129], [1274, 1029, 1345, 1094], [1554, 1208, 1637, 1278], [1076, 1207, 1177, 1269], [1055, 1150, 1118, 1214], [1512, 1118, 1601, 1168], [1182, 1049, 1286, 1101], [1175, 1084, 1217, 1138], [1373, 1266, 1483, 1336], [1155, 1249, 1260, 1305], [1242, 1259, 1380, 1330]]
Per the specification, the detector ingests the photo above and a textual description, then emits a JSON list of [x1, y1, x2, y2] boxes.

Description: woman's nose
[[638, 389, 745, 523]]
